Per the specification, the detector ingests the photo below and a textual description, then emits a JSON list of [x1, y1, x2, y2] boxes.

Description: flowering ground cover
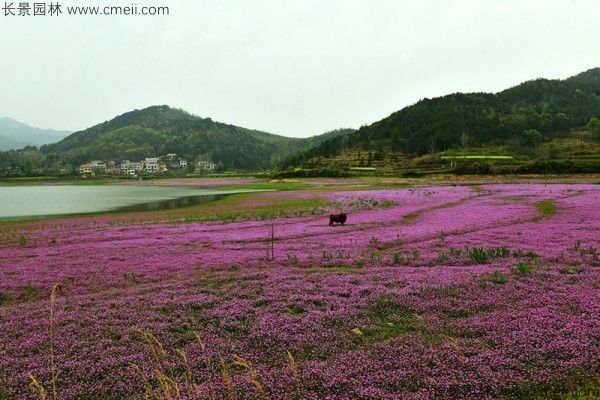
[[0, 183, 599, 399]]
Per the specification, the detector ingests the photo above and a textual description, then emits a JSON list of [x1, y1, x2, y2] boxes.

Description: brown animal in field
[[329, 213, 347, 226]]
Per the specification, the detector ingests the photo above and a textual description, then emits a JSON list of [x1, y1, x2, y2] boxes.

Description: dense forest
[[277, 68, 600, 169]]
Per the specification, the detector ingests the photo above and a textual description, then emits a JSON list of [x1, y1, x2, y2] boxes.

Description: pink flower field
[[1, 183, 599, 399]]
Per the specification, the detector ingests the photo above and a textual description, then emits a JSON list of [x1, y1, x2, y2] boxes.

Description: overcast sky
[[1, 0, 600, 137]]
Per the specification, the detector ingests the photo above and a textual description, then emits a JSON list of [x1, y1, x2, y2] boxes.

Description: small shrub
[[392, 252, 408, 265], [469, 247, 489, 263], [498, 247, 511, 258], [434, 284, 461, 298], [479, 271, 508, 286], [19, 235, 29, 247], [436, 252, 449, 264], [286, 304, 305, 315], [468, 247, 511, 263], [512, 262, 532, 275], [560, 265, 581, 275], [321, 251, 333, 261], [449, 248, 462, 257], [525, 250, 539, 259], [24, 283, 39, 298], [535, 201, 557, 218], [287, 254, 299, 265], [0, 292, 11, 306]]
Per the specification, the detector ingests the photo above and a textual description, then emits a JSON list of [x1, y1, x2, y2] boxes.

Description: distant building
[[179, 159, 188, 168], [196, 160, 216, 171], [90, 160, 107, 172], [107, 166, 122, 175], [143, 158, 167, 173], [166, 153, 178, 161], [144, 158, 160, 173], [120, 160, 142, 176], [79, 163, 94, 176]]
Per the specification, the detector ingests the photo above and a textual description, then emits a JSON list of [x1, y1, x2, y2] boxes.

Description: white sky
[[1, 0, 600, 137]]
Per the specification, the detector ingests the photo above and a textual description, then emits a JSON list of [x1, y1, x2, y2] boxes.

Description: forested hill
[[40, 106, 345, 170], [277, 68, 600, 169]]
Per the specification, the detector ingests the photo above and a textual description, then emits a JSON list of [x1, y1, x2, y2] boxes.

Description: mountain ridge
[[0, 117, 70, 150]]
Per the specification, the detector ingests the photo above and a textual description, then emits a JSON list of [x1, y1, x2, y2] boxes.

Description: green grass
[[199, 196, 330, 222], [0, 292, 11, 306], [350, 167, 377, 171], [506, 377, 600, 400], [512, 262, 533, 276], [301, 264, 363, 274], [535, 200, 557, 218], [356, 294, 420, 343], [470, 185, 486, 193], [219, 181, 312, 191], [479, 271, 508, 286], [441, 155, 514, 160], [467, 247, 511, 263]]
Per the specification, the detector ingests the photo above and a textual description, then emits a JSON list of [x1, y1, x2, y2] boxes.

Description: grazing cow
[[329, 213, 347, 226]]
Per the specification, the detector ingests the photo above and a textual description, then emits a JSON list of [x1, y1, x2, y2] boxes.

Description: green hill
[[39, 106, 350, 171], [41, 106, 293, 170], [277, 68, 600, 170]]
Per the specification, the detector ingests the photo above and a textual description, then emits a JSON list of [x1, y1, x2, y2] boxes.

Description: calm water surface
[[0, 185, 260, 220]]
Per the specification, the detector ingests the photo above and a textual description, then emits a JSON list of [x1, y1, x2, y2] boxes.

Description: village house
[[196, 160, 216, 172], [143, 158, 167, 173], [144, 157, 159, 173], [120, 163, 137, 176], [120, 160, 143, 176], [79, 163, 94, 176], [90, 160, 107, 172], [108, 166, 122, 175], [179, 159, 188, 168]]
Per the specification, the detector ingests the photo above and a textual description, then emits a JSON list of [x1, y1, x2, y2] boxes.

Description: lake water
[[0, 185, 261, 220]]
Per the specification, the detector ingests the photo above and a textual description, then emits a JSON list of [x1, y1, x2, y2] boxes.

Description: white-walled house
[[120, 161, 137, 176], [79, 163, 94, 176], [120, 160, 143, 175], [142, 158, 167, 173], [179, 159, 188, 168], [196, 160, 216, 172], [90, 160, 107, 171], [144, 158, 160, 173]]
